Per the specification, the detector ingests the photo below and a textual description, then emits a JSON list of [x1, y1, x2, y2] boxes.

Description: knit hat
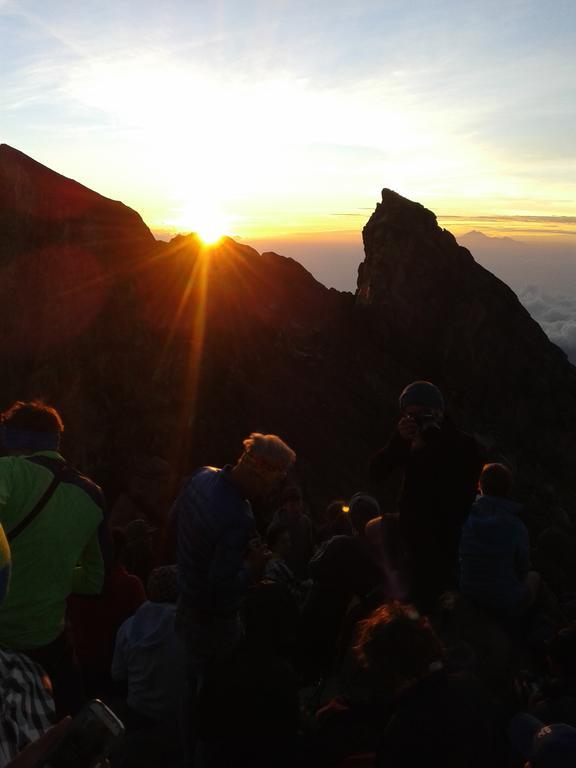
[[125, 518, 157, 546], [399, 381, 444, 412], [348, 493, 381, 535], [509, 714, 576, 767]]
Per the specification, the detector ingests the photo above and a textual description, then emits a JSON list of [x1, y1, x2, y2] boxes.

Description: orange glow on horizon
[[150, 209, 576, 245], [196, 229, 224, 246], [164, 201, 232, 247]]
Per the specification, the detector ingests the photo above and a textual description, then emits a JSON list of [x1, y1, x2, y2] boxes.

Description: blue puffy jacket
[[174, 466, 255, 618]]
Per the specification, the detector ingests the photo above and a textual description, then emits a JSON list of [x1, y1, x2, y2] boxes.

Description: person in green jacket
[[0, 400, 105, 716]]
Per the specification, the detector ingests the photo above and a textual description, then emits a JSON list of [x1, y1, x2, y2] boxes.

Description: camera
[[412, 412, 441, 439], [42, 699, 124, 768]]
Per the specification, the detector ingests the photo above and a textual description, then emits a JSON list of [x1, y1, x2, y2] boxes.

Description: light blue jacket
[[112, 602, 186, 721]]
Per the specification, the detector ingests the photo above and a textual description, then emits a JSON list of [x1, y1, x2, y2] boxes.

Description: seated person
[[112, 565, 185, 725], [271, 486, 315, 579], [316, 499, 350, 543], [530, 624, 576, 728], [534, 507, 576, 597], [308, 493, 382, 597], [299, 494, 382, 681], [509, 712, 576, 768], [355, 602, 498, 768], [264, 522, 308, 606], [460, 463, 540, 620]]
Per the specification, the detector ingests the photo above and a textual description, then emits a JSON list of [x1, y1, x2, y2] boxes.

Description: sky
[[1, 0, 575, 245]]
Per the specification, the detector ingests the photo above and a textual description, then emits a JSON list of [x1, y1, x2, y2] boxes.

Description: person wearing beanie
[[509, 713, 576, 768], [369, 381, 484, 610]]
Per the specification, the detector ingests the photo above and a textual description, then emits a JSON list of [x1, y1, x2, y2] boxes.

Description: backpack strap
[[7, 462, 67, 544]]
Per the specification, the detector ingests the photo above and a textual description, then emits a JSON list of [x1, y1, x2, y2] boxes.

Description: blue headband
[[0, 427, 60, 452]]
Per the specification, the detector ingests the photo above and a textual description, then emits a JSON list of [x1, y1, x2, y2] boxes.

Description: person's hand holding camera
[[398, 415, 427, 452]]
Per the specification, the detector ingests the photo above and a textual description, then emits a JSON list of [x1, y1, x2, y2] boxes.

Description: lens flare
[[168, 202, 230, 245]]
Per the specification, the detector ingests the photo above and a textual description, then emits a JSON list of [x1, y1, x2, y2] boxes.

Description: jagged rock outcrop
[[358, 189, 576, 508], [1, 150, 576, 521]]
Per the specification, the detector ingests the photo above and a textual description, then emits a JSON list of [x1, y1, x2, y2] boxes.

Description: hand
[[398, 416, 426, 453], [246, 540, 271, 581], [6, 717, 71, 768]]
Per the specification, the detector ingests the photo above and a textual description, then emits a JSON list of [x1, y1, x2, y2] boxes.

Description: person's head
[[278, 485, 303, 518], [479, 463, 513, 498], [547, 625, 576, 679], [509, 714, 576, 768], [124, 519, 157, 553], [324, 499, 347, 525], [355, 602, 444, 694], [233, 432, 296, 501], [266, 522, 291, 559], [349, 493, 380, 536], [399, 381, 444, 431], [0, 400, 63, 454], [148, 565, 179, 603], [331, 509, 354, 536]]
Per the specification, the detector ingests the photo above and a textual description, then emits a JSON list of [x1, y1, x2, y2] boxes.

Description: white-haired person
[[174, 432, 296, 672]]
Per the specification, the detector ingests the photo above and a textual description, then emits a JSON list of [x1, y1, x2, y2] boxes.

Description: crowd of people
[[1, 382, 576, 767]]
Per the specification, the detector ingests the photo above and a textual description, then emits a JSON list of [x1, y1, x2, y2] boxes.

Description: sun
[[196, 221, 226, 245], [169, 202, 231, 246]]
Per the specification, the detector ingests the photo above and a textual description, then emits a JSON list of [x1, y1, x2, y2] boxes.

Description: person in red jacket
[[67, 528, 146, 697]]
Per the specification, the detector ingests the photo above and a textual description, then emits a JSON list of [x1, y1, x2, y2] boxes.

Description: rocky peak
[[355, 188, 576, 507], [2, 147, 576, 517], [367, 188, 438, 233], [357, 188, 473, 316], [0, 143, 155, 260]]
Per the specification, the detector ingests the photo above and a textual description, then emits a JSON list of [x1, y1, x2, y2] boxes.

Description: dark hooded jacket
[[459, 495, 530, 616], [370, 419, 483, 596]]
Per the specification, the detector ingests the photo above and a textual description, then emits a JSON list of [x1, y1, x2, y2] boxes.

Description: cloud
[[520, 286, 576, 363], [447, 215, 576, 225], [444, 215, 576, 237]]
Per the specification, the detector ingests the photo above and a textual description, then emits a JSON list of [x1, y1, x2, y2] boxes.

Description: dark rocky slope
[[358, 190, 576, 508], [1, 146, 575, 519]]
